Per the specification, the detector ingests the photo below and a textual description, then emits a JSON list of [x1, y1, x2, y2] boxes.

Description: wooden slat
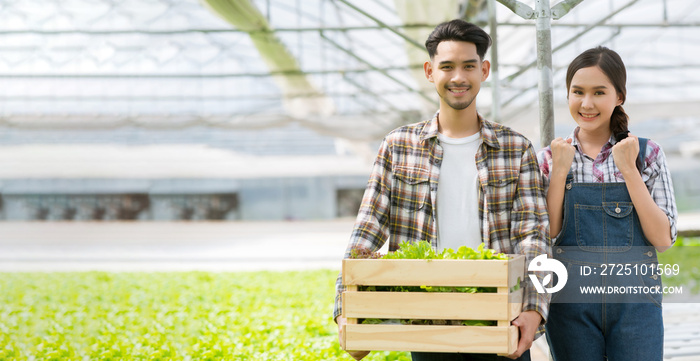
[[507, 255, 525, 290], [343, 257, 524, 287], [510, 292, 522, 321], [341, 285, 357, 350], [344, 285, 358, 322], [344, 324, 518, 354], [344, 290, 522, 321]]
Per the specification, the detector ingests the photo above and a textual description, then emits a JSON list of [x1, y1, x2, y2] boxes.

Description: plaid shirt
[[537, 127, 678, 243], [334, 115, 551, 332]]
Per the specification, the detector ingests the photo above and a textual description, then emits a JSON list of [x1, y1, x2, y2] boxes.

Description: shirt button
[[652, 274, 658, 280], [615, 207, 621, 214], [566, 183, 572, 190], [556, 248, 563, 254], [647, 251, 653, 257]]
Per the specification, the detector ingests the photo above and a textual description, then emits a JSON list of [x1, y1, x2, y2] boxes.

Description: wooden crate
[[341, 256, 525, 355]]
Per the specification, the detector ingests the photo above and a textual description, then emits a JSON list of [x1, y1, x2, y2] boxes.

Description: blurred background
[[0, 0, 699, 224], [1, 2, 699, 359]]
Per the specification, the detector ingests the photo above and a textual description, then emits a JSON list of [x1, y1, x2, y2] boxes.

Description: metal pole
[[505, 0, 637, 82], [488, 0, 501, 123], [535, 0, 554, 147]]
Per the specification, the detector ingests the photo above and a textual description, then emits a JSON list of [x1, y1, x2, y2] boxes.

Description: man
[[334, 19, 550, 361]]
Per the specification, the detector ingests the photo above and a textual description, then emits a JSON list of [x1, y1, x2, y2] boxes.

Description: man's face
[[424, 41, 490, 111]]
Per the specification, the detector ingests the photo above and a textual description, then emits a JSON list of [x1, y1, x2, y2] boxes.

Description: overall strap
[[636, 137, 648, 174]]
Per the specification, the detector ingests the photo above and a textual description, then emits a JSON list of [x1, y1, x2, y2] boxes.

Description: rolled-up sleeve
[[511, 143, 552, 330], [645, 142, 678, 244]]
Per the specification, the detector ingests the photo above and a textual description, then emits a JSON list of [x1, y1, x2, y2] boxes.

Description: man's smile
[[447, 86, 470, 95]]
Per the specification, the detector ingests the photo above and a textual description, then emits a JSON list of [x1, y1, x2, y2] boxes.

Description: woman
[[537, 46, 677, 360]]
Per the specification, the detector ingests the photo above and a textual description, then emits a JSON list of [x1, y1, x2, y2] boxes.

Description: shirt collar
[[420, 112, 499, 149], [480, 116, 500, 149], [420, 113, 440, 142]]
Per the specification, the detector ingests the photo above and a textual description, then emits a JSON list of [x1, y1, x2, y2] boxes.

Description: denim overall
[[545, 139, 664, 361]]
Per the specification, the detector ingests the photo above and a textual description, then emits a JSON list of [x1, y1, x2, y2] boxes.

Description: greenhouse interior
[[0, 0, 699, 221]]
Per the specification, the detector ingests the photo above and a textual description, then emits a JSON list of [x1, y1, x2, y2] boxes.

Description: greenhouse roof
[[2, 0, 700, 144]]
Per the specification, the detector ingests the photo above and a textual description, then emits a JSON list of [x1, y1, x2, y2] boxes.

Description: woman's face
[[568, 66, 623, 136]]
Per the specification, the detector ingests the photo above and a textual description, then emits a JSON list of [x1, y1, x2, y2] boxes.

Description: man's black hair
[[425, 19, 492, 60]]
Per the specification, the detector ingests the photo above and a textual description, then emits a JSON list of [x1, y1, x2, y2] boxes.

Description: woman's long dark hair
[[566, 46, 629, 141]]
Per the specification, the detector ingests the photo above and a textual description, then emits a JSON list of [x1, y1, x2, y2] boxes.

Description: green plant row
[[351, 241, 508, 261], [658, 237, 700, 294], [0, 271, 411, 361]]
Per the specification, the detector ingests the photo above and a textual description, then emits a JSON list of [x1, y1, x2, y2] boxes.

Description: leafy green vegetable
[[359, 241, 509, 294], [350, 247, 383, 259], [358, 242, 512, 327], [0, 271, 411, 361], [381, 241, 509, 261], [382, 241, 437, 260]]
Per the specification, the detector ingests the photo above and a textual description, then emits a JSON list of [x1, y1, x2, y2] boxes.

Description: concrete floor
[[2, 212, 698, 272], [0, 220, 353, 272]]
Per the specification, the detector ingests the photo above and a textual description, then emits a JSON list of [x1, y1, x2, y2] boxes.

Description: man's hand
[[336, 316, 370, 360], [507, 310, 542, 359]]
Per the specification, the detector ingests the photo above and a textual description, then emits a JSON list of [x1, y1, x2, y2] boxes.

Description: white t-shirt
[[436, 132, 482, 252]]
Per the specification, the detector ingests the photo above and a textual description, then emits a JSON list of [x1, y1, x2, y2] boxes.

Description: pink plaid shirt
[[537, 127, 678, 243]]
